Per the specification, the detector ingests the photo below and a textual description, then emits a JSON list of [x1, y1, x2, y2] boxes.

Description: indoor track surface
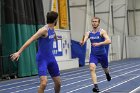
[[0, 58, 140, 93]]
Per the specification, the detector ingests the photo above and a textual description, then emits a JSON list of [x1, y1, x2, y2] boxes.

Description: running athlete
[[10, 11, 61, 93], [80, 17, 111, 92]]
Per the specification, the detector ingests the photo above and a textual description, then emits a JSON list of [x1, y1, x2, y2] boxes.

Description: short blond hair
[[92, 17, 100, 23]]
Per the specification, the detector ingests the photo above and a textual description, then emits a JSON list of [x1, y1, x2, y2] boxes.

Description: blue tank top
[[89, 28, 106, 55], [36, 25, 55, 59]]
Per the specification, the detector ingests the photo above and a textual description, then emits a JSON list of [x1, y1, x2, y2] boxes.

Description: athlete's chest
[[89, 32, 101, 40]]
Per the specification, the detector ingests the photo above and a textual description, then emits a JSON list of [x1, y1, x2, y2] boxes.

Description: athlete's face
[[91, 18, 100, 29]]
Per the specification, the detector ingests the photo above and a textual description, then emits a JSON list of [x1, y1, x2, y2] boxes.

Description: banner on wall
[[53, 36, 63, 56], [58, 0, 68, 29], [51, 0, 59, 29]]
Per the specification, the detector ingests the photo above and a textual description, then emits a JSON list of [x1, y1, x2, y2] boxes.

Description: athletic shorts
[[89, 53, 108, 68], [36, 56, 60, 77]]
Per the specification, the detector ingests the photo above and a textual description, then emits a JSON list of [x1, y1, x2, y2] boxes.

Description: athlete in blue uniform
[[10, 11, 61, 93], [81, 17, 111, 92]]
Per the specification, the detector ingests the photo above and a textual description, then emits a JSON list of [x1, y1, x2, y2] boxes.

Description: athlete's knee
[[40, 78, 47, 89], [54, 79, 61, 87], [40, 81, 47, 89], [89, 65, 96, 72]]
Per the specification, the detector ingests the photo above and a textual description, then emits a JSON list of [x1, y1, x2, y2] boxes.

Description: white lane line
[[10, 63, 140, 93], [66, 69, 140, 93], [100, 75, 140, 93], [129, 86, 140, 93], [6, 62, 137, 92], [0, 61, 131, 88], [0, 67, 90, 87], [0, 61, 131, 89]]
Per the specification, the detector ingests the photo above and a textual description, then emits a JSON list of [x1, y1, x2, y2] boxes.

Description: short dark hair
[[46, 11, 58, 24], [92, 17, 100, 23]]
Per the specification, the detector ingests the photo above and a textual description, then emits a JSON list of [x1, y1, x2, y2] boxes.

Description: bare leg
[[52, 76, 61, 93], [89, 63, 100, 92], [89, 63, 97, 84], [38, 76, 47, 93]]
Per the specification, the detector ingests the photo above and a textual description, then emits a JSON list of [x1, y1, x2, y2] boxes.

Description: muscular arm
[[100, 30, 111, 45], [18, 28, 47, 54], [11, 27, 47, 61], [80, 32, 90, 46]]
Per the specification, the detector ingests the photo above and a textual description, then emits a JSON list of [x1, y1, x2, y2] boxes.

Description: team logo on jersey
[[90, 36, 99, 39], [49, 34, 55, 39]]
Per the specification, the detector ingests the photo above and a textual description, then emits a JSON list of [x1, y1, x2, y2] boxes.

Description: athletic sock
[[94, 84, 98, 88], [105, 73, 111, 81], [93, 84, 100, 92]]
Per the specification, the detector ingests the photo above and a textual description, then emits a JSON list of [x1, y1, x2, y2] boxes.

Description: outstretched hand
[[10, 52, 20, 61]]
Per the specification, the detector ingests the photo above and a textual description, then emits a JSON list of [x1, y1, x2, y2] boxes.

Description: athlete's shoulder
[[85, 31, 91, 36], [100, 28, 106, 32], [36, 26, 48, 36], [100, 28, 107, 34], [86, 30, 92, 34]]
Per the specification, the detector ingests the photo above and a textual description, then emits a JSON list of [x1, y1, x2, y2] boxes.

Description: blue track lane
[[0, 58, 140, 93]]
